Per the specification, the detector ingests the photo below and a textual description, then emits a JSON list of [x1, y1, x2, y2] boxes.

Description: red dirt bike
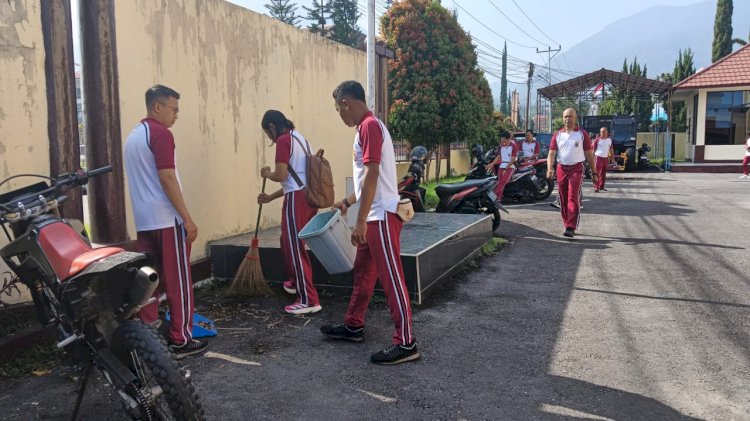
[[0, 167, 203, 420]]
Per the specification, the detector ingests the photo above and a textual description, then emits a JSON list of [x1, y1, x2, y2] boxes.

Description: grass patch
[[0, 341, 62, 380], [480, 237, 508, 256], [423, 175, 466, 208]]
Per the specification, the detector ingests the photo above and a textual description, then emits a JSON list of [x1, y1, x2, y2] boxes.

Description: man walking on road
[[321, 80, 419, 365], [546, 108, 598, 238], [593, 127, 614, 192]]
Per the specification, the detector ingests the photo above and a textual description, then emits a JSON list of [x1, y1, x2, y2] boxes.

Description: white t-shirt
[[550, 129, 592, 165], [498, 143, 518, 169], [745, 137, 750, 157], [521, 141, 538, 158], [595, 137, 613, 158], [274, 130, 309, 194], [353, 113, 399, 222], [124, 119, 183, 232]]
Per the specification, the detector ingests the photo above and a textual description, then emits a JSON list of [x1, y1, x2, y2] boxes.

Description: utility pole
[[367, 0, 375, 110], [525, 63, 534, 131], [537, 45, 561, 132]]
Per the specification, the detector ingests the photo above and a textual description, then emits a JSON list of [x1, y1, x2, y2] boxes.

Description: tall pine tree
[[500, 42, 508, 114], [712, 0, 733, 62], [670, 48, 696, 132], [329, 0, 361, 47], [303, 0, 332, 36], [265, 0, 301, 27]]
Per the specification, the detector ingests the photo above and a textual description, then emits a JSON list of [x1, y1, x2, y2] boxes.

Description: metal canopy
[[537, 68, 672, 100]]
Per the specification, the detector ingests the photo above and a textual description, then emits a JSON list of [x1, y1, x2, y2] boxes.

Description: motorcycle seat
[[37, 221, 124, 280], [435, 178, 495, 197]]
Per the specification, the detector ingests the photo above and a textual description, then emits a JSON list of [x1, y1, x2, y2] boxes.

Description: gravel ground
[[1, 172, 749, 420]]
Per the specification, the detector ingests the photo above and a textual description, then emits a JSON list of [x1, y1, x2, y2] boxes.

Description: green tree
[[667, 48, 696, 132], [500, 42, 508, 115], [330, 0, 361, 47], [600, 57, 653, 131], [382, 0, 495, 178], [265, 0, 301, 26], [303, 0, 332, 36], [712, 0, 733, 62]]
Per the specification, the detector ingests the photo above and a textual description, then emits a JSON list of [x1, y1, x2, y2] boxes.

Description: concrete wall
[[395, 149, 472, 181], [636, 132, 689, 161], [0, 0, 50, 305], [114, 0, 367, 259]]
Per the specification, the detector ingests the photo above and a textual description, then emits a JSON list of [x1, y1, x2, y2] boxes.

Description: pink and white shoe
[[283, 280, 296, 295], [284, 302, 322, 315]]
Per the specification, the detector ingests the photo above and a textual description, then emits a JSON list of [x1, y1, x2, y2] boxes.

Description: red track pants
[[557, 163, 584, 230], [595, 157, 609, 190], [281, 190, 319, 306], [494, 167, 515, 200], [137, 219, 193, 346], [344, 212, 414, 345], [743, 156, 750, 176]]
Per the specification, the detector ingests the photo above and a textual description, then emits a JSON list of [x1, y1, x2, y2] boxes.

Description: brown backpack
[[288, 134, 335, 208]]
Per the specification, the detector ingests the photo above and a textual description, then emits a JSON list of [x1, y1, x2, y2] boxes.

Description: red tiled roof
[[673, 44, 750, 90]]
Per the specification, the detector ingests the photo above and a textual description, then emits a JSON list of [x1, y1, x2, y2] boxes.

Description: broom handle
[[253, 177, 267, 240]]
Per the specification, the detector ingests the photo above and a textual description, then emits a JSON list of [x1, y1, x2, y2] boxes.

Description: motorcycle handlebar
[[87, 166, 112, 178]]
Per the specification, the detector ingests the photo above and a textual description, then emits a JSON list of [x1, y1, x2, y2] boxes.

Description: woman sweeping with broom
[[258, 110, 322, 315]]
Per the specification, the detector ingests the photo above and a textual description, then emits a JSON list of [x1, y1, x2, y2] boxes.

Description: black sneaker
[[601, 187, 608, 191], [320, 324, 364, 342], [370, 341, 420, 365], [169, 339, 208, 360], [563, 228, 575, 238]]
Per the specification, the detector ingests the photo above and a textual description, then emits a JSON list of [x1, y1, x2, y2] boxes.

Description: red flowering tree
[[381, 0, 495, 177]]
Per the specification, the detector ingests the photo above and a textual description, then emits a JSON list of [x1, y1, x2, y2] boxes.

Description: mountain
[[561, 0, 750, 77]]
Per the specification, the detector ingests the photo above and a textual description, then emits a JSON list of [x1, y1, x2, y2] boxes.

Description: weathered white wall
[[114, 0, 367, 259], [0, 0, 50, 304]]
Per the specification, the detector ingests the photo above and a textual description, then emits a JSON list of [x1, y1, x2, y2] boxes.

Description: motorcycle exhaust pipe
[[117, 267, 159, 321]]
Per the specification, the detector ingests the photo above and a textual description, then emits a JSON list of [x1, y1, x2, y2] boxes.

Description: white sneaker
[[284, 302, 322, 315], [739, 175, 748, 179], [282, 280, 296, 294]]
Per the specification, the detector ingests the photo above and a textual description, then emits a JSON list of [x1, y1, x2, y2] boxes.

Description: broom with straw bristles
[[229, 178, 273, 296]]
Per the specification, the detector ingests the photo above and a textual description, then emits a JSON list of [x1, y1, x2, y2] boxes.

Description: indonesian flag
[[593, 83, 604, 98]]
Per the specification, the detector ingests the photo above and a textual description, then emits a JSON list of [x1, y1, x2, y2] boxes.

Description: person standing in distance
[[741, 130, 750, 179], [320, 80, 419, 365], [546, 108, 598, 238], [124, 85, 208, 359], [592, 127, 614, 192]]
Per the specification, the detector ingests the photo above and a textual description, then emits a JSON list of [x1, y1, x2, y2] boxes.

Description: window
[[704, 91, 749, 145]]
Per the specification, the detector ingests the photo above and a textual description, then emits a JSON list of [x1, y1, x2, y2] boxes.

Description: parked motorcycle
[[435, 177, 506, 232], [398, 146, 428, 212], [466, 145, 554, 202], [0, 167, 203, 420], [637, 143, 651, 170]]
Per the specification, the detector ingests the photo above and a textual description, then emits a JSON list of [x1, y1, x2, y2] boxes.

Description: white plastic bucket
[[299, 209, 356, 274]]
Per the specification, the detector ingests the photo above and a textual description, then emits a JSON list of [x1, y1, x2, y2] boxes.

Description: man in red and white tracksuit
[[259, 110, 321, 315], [124, 85, 208, 359], [322, 80, 419, 366], [547, 108, 598, 238], [520, 130, 540, 161], [592, 127, 614, 192], [741, 131, 750, 179], [487, 131, 518, 201]]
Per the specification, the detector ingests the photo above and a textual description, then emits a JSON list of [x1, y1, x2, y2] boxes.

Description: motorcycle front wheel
[[534, 177, 554, 201], [110, 320, 204, 421]]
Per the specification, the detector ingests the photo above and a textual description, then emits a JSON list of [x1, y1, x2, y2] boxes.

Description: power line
[[451, 1, 536, 49], [510, 0, 559, 45], [486, 0, 546, 46]]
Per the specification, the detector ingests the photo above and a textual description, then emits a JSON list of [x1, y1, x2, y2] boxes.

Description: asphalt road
[[1, 172, 749, 420]]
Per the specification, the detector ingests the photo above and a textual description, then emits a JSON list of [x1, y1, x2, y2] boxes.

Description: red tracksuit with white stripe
[[124, 118, 194, 346], [275, 130, 320, 307], [550, 128, 592, 230], [593, 136, 613, 190], [345, 112, 413, 346], [494, 142, 518, 200]]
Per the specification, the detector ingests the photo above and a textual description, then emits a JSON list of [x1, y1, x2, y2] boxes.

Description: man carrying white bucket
[[320, 80, 420, 365]]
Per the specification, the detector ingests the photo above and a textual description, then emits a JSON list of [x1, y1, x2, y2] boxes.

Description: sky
[[225, 0, 707, 87]]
